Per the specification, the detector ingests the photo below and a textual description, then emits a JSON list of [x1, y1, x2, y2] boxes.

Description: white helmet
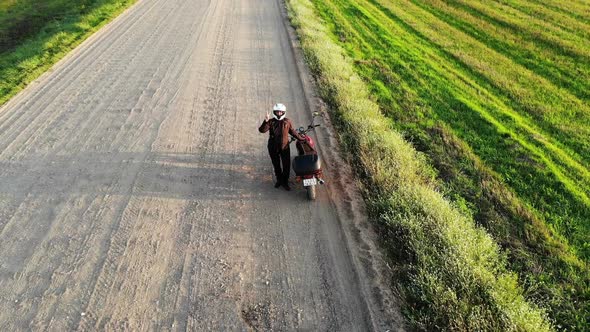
[[272, 103, 286, 120]]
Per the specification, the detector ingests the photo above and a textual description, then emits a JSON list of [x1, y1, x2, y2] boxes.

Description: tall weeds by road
[[0, 0, 138, 106], [287, 0, 589, 330]]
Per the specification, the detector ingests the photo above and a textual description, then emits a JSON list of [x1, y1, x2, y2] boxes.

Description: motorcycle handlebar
[[289, 123, 321, 144]]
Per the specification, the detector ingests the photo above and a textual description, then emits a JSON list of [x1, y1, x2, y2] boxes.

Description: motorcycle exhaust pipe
[[318, 179, 325, 185]]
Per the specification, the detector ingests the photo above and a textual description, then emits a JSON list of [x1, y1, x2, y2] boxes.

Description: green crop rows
[[293, 0, 589, 329]]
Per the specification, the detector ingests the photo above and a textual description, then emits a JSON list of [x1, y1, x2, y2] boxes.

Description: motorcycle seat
[[292, 154, 321, 176]]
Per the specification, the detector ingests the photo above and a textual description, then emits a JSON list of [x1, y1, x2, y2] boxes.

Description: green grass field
[[0, 0, 138, 106], [288, 0, 589, 330]]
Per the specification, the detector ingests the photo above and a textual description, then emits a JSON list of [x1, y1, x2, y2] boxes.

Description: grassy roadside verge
[[0, 0, 138, 107], [285, 0, 552, 330]]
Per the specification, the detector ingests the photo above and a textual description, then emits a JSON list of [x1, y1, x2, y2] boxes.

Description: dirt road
[[0, 0, 402, 330]]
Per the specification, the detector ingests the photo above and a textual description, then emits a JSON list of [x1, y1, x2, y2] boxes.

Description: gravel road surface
[[0, 0, 403, 330]]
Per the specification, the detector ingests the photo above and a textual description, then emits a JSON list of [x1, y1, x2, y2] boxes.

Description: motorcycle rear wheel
[[306, 185, 316, 201]]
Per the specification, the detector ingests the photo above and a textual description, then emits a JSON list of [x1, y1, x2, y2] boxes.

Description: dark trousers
[[268, 144, 291, 184]]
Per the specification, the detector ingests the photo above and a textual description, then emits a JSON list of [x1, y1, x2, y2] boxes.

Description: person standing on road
[[259, 103, 304, 191]]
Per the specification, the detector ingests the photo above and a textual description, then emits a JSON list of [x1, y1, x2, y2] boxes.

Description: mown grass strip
[[452, 0, 590, 60], [286, 0, 552, 330], [376, 0, 590, 166], [528, 0, 590, 24], [0, 0, 138, 107], [496, 0, 590, 39], [412, 0, 590, 102], [377, 0, 590, 251], [337, 0, 590, 260]]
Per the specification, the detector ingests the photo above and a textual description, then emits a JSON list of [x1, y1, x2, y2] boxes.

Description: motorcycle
[[290, 112, 325, 200]]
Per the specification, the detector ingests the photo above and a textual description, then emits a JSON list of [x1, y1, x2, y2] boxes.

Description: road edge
[[0, 0, 143, 112], [277, 0, 406, 330]]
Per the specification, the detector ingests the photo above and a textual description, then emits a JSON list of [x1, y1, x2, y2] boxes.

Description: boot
[[282, 181, 291, 191]]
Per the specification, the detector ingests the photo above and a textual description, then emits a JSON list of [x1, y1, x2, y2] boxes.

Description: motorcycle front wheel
[[306, 185, 316, 201]]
